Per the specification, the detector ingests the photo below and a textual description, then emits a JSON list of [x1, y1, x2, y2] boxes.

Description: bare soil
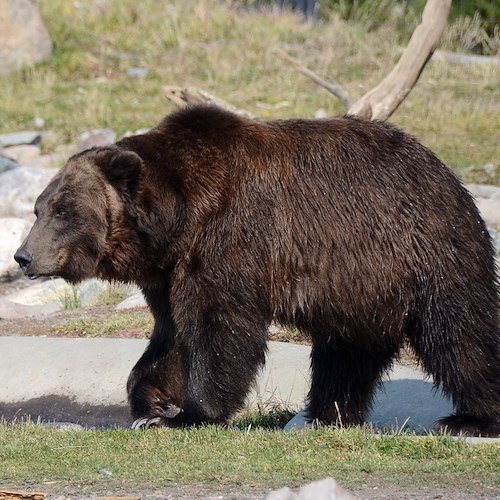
[[2, 475, 500, 499]]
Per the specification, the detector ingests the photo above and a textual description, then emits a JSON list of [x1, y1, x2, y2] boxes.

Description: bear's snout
[[13, 247, 38, 279]]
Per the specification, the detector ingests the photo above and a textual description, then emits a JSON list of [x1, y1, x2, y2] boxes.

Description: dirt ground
[[2, 476, 500, 500]]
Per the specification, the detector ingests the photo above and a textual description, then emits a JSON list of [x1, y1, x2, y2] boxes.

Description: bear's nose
[[14, 248, 33, 269]]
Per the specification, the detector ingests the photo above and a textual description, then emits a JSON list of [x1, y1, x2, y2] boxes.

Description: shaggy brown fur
[[15, 105, 500, 435]]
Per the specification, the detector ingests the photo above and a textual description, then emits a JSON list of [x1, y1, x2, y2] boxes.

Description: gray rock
[[0, 154, 18, 173], [0, 131, 41, 147], [77, 129, 116, 152], [0, 217, 32, 282], [2, 144, 41, 165], [4, 277, 67, 307], [475, 198, 500, 230], [0, 166, 57, 217], [0, 0, 52, 74], [0, 297, 60, 319], [78, 278, 114, 307], [466, 184, 500, 200], [267, 478, 356, 500]]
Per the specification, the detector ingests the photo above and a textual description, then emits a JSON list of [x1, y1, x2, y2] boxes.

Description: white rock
[[475, 198, 500, 230], [116, 293, 146, 310], [0, 217, 32, 282], [5, 277, 68, 306], [0, 166, 57, 217], [267, 478, 356, 500]]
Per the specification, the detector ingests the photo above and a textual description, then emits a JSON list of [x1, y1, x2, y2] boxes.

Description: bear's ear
[[102, 150, 143, 195]]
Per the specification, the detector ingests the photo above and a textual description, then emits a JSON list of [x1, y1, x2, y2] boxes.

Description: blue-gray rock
[[0, 131, 41, 147], [0, 155, 18, 173], [0, 166, 57, 217]]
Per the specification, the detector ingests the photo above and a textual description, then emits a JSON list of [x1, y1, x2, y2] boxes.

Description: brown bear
[[14, 105, 500, 436]]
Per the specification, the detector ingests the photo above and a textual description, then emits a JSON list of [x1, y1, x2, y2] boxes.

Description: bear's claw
[[131, 417, 163, 430]]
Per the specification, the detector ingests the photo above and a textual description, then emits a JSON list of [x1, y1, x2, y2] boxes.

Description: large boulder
[[0, 0, 52, 74], [0, 166, 56, 218], [0, 217, 32, 282]]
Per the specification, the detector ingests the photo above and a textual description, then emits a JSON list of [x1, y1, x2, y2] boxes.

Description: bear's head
[[14, 146, 145, 284]]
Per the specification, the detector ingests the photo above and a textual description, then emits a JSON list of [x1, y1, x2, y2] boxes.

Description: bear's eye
[[55, 207, 67, 217]]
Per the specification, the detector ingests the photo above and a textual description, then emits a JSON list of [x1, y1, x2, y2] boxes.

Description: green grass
[[50, 311, 153, 338], [0, 422, 498, 489], [0, 0, 498, 183]]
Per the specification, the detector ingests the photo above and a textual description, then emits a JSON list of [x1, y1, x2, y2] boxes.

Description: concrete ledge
[[4, 336, 496, 442]]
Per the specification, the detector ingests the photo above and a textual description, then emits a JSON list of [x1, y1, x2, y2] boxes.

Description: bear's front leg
[[127, 287, 188, 429], [166, 270, 270, 426]]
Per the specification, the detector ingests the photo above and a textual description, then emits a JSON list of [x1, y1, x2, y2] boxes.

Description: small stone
[[33, 116, 45, 128], [0, 154, 18, 173], [78, 129, 116, 152], [126, 67, 149, 78], [98, 468, 113, 477], [482, 163, 495, 175], [0, 131, 41, 147], [314, 108, 328, 119]]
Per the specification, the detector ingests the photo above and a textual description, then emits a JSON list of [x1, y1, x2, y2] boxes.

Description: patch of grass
[[59, 285, 80, 310], [97, 283, 129, 306], [0, 0, 497, 184], [0, 422, 498, 489], [233, 403, 296, 430], [50, 311, 153, 338]]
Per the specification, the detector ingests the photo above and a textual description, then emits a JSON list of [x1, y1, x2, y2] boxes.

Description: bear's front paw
[[132, 416, 164, 430], [131, 403, 182, 430]]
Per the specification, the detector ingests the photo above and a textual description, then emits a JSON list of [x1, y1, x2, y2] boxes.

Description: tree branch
[[163, 86, 256, 119], [348, 0, 452, 120], [274, 48, 351, 110]]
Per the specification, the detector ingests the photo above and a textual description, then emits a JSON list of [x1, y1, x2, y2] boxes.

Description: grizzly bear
[[15, 105, 500, 436]]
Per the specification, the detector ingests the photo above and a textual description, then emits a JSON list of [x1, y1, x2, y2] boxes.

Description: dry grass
[[0, 0, 498, 183]]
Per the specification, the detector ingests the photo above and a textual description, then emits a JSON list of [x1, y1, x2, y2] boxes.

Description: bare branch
[[274, 48, 351, 110], [348, 0, 452, 120], [163, 86, 256, 119]]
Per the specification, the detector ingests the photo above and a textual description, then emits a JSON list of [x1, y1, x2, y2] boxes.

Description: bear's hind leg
[[407, 279, 500, 437], [307, 335, 400, 427]]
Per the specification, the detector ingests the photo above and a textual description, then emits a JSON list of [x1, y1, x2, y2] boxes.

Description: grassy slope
[[0, 0, 498, 183]]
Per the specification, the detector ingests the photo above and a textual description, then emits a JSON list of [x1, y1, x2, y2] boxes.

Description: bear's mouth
[[26, 273, 41, 280]]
